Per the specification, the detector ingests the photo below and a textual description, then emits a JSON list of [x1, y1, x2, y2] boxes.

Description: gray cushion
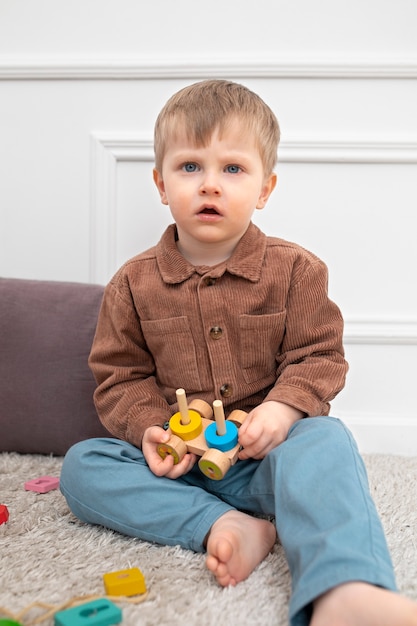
[[0, 277, 112, 455]]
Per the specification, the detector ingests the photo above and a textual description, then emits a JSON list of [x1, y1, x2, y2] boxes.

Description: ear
[[153, 168, 169, 205], [256, 173, 277, 210]]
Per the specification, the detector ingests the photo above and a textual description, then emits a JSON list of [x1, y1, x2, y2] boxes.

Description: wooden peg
[[176, 388, 190, 425], [213, 399, 226, 436]]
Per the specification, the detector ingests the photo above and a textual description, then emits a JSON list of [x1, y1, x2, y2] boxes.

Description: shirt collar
[[156, 222, 267, 284]]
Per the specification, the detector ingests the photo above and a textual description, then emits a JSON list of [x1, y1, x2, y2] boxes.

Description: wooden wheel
[[199, 448, 231, 481], [227, 409, 247, 428], [188, 398, 213, 419], [157, 435, 187, 465]]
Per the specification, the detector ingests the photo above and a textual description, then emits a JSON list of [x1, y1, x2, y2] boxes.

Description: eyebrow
[[168, 147, 256, 160]]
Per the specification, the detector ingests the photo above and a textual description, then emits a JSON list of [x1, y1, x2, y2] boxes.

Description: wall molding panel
[[90, 132, 417, 347], [280, 141, 417, 164], [89, 133, 153, 286], [344, 319, 417, 345], [337, 413, 417, 456], [2, 56, 417, 80]]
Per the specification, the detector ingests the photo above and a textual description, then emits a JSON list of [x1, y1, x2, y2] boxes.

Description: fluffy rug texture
[[1, 452, 416, 625]]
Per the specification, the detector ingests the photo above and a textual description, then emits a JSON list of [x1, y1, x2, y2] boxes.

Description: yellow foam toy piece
[[103, 567, 147, 597]]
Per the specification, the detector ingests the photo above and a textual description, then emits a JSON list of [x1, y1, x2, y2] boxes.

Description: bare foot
[[312, 581, 417, 626], [205, 510, 276, 587]]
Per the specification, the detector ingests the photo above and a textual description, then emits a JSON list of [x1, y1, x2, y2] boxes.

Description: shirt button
[[210, 326, 223, 340], [220, 384, 233, 398], [205, 277, 216, 286]]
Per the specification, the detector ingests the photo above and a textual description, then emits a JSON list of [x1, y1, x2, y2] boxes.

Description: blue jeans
[[60, 417, 396, 625]]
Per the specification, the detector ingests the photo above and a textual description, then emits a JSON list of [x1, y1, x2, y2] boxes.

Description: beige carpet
[[1, 451, 416, 625]]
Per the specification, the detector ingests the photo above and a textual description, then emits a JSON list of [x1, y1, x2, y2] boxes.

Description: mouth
[[198, 206, 221, 216]]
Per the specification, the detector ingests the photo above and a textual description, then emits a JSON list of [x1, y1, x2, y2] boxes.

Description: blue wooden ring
[[204, 421, 238, 452]]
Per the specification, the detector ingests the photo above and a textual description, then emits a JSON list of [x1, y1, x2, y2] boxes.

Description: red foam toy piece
[[0, 503, 9, 524]]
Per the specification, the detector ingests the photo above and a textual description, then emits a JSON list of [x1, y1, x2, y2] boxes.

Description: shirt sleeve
[[88, 274, 172, 448], [265, 254, 348, 416]]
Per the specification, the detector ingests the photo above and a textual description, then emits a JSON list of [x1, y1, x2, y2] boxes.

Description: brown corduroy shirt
[[89, 222, 348, 448]]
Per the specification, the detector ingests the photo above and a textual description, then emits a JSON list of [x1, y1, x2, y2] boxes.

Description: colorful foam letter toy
[[24, 476, 60, 493], [54, 598, 121, 626], [0, 504, 9, 525], [103, 567, 147, 596]]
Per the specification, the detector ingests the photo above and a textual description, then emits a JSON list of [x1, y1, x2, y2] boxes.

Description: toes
[[206, 554, 219, 573], [216, 561, 230, 579], [214, 563, 236, 587], [216, 538, 234, 564], [218, 573, 236, 587], [205, 552, 236, 587]]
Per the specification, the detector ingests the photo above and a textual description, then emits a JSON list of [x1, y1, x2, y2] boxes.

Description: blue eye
[[183, 163, 198, 172], [226, 165, 241, 174]]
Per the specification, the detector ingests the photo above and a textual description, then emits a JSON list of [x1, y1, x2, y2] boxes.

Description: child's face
[[153, 118, 276, 264]]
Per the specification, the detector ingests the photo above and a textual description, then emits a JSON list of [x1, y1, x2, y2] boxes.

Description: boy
[[60, 80, 417, 625]]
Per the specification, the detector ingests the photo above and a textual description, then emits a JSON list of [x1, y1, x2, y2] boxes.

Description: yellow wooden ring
[[169, 409, 203, 441]]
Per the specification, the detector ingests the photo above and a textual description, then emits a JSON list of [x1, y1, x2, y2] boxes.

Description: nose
[[199, 172, 221, 196]]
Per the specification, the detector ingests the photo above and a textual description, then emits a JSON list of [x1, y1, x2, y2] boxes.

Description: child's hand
[[142, 426, 197, 479], [238, 401, 304, 460]]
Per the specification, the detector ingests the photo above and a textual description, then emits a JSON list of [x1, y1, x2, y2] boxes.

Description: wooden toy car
[[157, 389, 247, 480]]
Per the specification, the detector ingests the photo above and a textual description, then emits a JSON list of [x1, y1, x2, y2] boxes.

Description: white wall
[[1, 0, 416, 454]]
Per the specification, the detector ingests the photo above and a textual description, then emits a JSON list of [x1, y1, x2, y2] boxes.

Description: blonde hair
[[154, 80, 280, 176]]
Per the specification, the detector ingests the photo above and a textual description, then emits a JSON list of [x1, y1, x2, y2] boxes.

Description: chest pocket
[[141, 316, 202, 391], [239, 311, 286, 384]]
